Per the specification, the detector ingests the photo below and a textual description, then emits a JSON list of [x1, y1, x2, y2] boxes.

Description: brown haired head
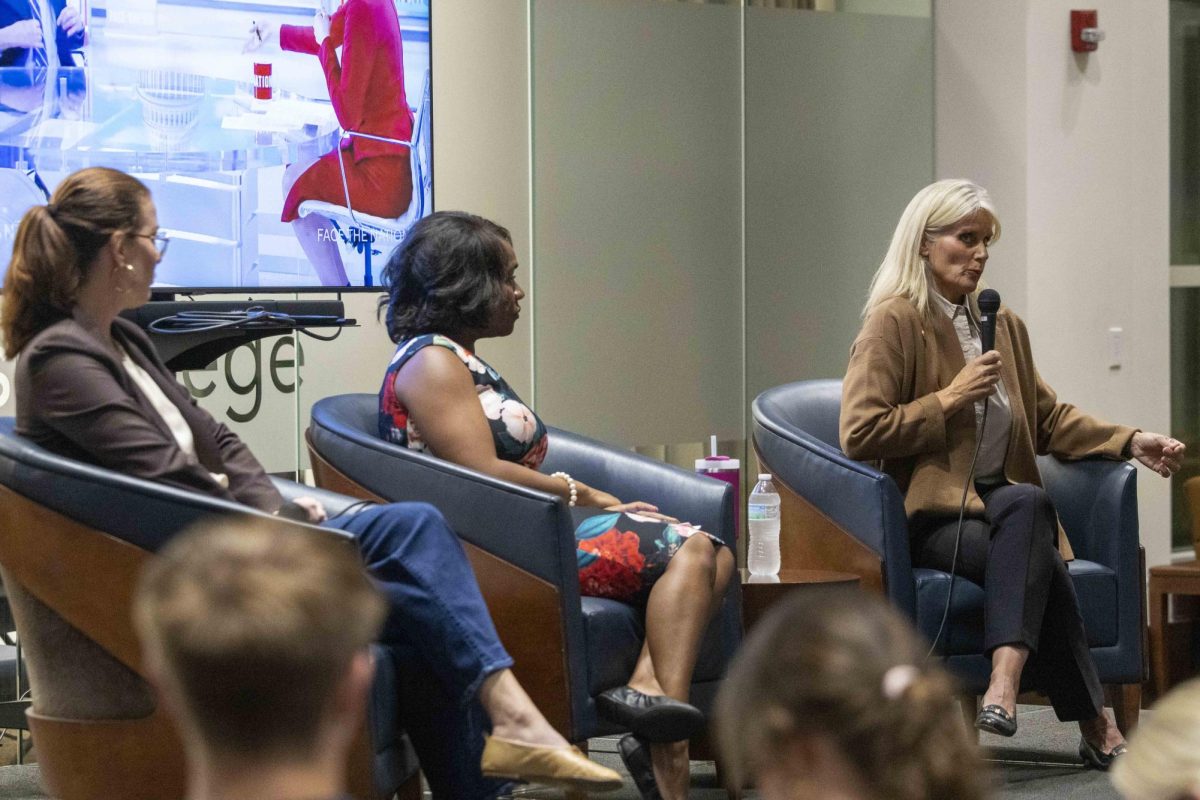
[[1, 167, 150, 358], [715, 588, 989, 800], [133, 516, 386, 760]]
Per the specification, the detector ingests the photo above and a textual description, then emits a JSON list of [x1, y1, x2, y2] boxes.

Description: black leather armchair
[[307, 393, 742, 743], [0, 418, 416, 800], [752, 379, 1143, 731]]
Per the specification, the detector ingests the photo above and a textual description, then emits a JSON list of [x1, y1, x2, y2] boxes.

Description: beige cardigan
[[839, 295, 1135, 556]]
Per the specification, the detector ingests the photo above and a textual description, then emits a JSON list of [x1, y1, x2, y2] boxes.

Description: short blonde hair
[[715, 588, 988, 800], [863, 178, 1001, 320], [134, 517, 386, 759], [1111, 677, 1200, 800]]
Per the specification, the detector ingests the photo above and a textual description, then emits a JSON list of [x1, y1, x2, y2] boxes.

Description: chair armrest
[[539, 427, 735, 548], [1037, 457, 1138, 569], [308, 422, 581, 588], [1037, 456, 1141, 682], [332, 130, 412, 225], [751, 410, 915, 612], [345, 130, 414, 148]]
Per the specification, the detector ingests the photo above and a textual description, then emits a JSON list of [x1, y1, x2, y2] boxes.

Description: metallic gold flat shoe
[[480, 734, 624, 792]]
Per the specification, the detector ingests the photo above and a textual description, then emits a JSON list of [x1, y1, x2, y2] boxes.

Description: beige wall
[[431, 0, 533, 398], [936, 0, 1174, 568]]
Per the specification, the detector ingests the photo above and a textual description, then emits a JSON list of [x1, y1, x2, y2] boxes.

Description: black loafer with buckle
[[597, 686, 705, 742], [975, 704, 1017, 737], [1079, 736, 1127, 771], [618, 734, 663, 800]]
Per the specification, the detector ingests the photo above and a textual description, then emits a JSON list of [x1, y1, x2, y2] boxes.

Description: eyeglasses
[[133, 229, 171, 256]]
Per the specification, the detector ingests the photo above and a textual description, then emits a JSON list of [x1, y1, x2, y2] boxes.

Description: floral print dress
[[379, 334, 723, 606]]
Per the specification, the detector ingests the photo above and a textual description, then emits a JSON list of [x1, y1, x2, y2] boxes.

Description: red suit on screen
[[279, 0, 414, 223]]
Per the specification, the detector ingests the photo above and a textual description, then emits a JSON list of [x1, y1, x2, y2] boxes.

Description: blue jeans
[[329, 503, 514, 800]]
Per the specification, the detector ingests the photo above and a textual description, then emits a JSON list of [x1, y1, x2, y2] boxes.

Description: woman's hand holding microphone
[[937, 351, 1002, 416]]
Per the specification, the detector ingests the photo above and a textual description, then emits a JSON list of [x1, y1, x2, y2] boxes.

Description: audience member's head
[[1111, 677, 1200, 800], [134, 517, 386, 778], [377, 209, 514, 343], [715, 588, 989, 800], [1, 166, 150, 358]]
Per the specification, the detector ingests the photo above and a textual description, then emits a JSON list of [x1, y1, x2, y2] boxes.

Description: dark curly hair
[[378, 211, 513, 343]]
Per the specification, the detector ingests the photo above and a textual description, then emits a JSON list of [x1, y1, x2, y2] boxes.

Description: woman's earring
[[114, 263, 135, 294]]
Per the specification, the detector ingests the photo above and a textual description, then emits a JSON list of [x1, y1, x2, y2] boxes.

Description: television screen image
[[0, 0, 431, 291]]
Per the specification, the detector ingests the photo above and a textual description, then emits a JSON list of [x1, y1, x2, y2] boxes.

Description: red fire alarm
[[1071, 9, 1105, 52]]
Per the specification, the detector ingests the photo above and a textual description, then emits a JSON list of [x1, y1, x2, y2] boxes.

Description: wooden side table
[[740, 568, 860, 631], [1149, 560, 1200, 699]]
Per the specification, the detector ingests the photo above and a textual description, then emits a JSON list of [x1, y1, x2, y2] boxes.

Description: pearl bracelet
[[551, 471, 578, 507]]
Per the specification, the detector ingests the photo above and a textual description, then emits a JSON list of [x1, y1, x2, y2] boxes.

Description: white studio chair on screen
[[297, 69, 431, 287]]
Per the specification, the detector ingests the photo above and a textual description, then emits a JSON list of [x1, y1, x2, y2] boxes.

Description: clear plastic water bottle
[[747, 473, 781, 576]]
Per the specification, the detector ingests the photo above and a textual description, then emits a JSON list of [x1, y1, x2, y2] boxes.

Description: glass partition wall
[[528, 0, 933, 545], [160, 0, 935, 542]]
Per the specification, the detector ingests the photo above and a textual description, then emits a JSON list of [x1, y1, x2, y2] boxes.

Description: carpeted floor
[[0, 705, 1129, 799], [514, 705, 1127, 800]]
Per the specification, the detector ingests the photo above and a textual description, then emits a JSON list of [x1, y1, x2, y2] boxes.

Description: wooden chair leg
[[1150, 585, 1170, 701], [1109, 683, 1141, 736]]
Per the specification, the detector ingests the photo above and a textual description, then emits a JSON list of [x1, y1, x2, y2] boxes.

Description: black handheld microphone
[[926, 286, 1002, 662], [978, 289, 1001, 353]]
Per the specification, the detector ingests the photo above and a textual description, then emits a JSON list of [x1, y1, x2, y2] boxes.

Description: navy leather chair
[[752, 380, 1143, 731], [0, 418, 417, 800], [307, 393, 742, 744]]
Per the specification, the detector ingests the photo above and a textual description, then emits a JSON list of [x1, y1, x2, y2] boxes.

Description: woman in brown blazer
[[840, 179, 1183, 769]]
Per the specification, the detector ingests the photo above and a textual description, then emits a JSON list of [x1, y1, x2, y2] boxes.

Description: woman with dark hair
[[2, 168, 622, 799], [715, 589, 990, 800], [377, 210, 736, 800]]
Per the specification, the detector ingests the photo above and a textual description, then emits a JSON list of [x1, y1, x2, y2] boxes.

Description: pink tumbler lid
[[695, 455, 740, 471]]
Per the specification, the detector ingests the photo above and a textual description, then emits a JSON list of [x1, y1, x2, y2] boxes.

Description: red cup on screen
[[253, 62, 272, 100]]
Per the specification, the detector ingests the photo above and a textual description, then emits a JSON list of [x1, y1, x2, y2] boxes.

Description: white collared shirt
[[119, 345, 229, 489], [930, 290, 1012, 482]]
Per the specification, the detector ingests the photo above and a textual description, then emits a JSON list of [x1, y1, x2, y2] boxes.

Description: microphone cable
[[924, 397, 989, 663], [146, 306, 348, 342]]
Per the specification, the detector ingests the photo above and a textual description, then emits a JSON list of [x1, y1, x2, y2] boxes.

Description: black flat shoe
[[975, 704, 1017, 737], [1079, 736, 1127, 771], [618, 734, 662, 800], [597, 686, 705, 742]]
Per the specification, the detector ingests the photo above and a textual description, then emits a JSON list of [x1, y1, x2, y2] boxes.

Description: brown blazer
[[15, 312, 284, 512], [839, 296, 1135, 554]]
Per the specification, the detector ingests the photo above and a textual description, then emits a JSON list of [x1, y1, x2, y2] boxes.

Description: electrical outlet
[[1108, 327, 1123, 370]]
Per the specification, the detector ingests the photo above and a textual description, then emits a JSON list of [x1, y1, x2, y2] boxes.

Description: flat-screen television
[[0, 0, 432, 292]]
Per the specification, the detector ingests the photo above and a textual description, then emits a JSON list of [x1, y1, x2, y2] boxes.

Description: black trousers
[[910, 482, 1104, 722]]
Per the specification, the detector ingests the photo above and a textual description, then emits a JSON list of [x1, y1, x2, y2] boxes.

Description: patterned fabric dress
[[379, 334, 723, 606]]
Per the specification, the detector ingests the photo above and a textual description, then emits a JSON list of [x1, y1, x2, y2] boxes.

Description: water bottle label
[[748, 503, 779, 521]]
